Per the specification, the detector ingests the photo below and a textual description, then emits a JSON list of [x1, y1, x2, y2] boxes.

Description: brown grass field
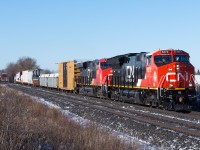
[[0, 85, 137, 150]]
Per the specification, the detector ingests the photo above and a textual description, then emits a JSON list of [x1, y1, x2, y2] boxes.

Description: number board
[[161, 50, 169, 54], [176, 50, 183, 54]]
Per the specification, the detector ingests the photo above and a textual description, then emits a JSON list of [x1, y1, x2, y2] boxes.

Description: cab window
[[154, 55, 172, 66], [100, 62, 112, 69], [174, 55, 190, 63], [147, 56, 152, 65]]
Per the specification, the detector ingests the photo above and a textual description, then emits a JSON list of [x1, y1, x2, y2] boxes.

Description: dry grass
[[0, 85, 137, 150]]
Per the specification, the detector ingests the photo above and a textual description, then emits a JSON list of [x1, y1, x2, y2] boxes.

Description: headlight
[[176, 65, 179, 71]]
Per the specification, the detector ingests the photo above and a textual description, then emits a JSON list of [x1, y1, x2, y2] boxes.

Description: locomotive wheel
[[111, 92, 115, 100], [174, 104, 181, 111], [163, 101, 173, 110]]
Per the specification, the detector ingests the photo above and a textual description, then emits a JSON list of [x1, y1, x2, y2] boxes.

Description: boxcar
[[0, 73, 9, 82]]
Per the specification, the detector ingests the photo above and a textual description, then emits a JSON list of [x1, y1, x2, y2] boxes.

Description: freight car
[[58, 61, 80, 91], [0, 73, 9, 82], [14, 72, 22, 83], [32, 69, 43, 86], [194, 75, 200, 110], [14, 69, 43, 86], [195, 75, 200, 99], [39, 73, 59, 88]]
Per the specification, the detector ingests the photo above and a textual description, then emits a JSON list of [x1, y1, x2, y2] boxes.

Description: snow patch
[[31, 96, 158, 150]]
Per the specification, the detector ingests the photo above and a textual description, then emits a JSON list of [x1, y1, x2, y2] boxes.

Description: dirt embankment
[[0, 85, 137, 150]]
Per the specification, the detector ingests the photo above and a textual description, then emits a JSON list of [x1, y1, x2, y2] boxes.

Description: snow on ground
[[32, 96, 159, 150], [127, 106, 200, 124]]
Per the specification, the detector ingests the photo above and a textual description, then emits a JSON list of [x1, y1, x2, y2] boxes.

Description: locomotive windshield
[[100, 62, 112, 69], [174, 55, 190, 63], [154, 55, 172, 66]]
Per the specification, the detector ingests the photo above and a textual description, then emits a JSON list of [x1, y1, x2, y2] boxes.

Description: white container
[[21, 70, 33, 84], [48, 73, 58, 88], [39, 73, 58, 88], [21, 70, 29, 84], [15, 72, 21, 83], [39, 74, 49, 87], [27, 70, 33, 84]]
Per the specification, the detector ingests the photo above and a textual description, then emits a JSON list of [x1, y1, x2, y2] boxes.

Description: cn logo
[[166, 72, 188, 82], [126, 66, 134, 79], [87, 69, 92, 78]]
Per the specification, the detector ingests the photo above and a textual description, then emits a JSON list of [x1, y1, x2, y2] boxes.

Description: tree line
[[4, 57, 51, 80]]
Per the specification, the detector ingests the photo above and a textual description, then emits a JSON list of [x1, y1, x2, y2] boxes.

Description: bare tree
[[5, 63, 19, 77], [5, 57, 39, 81], [17, 57, 39, 71]]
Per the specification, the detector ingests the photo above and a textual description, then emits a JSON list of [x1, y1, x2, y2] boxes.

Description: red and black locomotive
[[76, 49, 196, 111]]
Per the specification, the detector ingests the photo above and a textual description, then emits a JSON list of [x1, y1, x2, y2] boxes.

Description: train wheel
[[163, 101, 173, 110], [110, 92, 115, 101]]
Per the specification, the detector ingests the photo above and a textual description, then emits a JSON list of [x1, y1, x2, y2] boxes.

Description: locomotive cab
[[77, 59, 112, 97], [143, 49, 196, 111]]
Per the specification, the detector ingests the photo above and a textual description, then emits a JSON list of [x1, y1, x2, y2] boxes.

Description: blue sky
[[0, 0, 199, 71]]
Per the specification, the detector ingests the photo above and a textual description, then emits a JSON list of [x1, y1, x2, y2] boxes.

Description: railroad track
[[8, 84, 200, 139]]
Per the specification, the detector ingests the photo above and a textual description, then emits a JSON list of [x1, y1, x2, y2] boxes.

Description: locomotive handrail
[[157, 74, 167, 98], [158, 74, 166, 88], [102, 74, 113, 85], [190, 74, 196, 84]]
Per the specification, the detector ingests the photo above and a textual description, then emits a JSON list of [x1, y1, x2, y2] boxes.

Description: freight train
[[0, 73, 9, 82], [14, 49, 196, 111]]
